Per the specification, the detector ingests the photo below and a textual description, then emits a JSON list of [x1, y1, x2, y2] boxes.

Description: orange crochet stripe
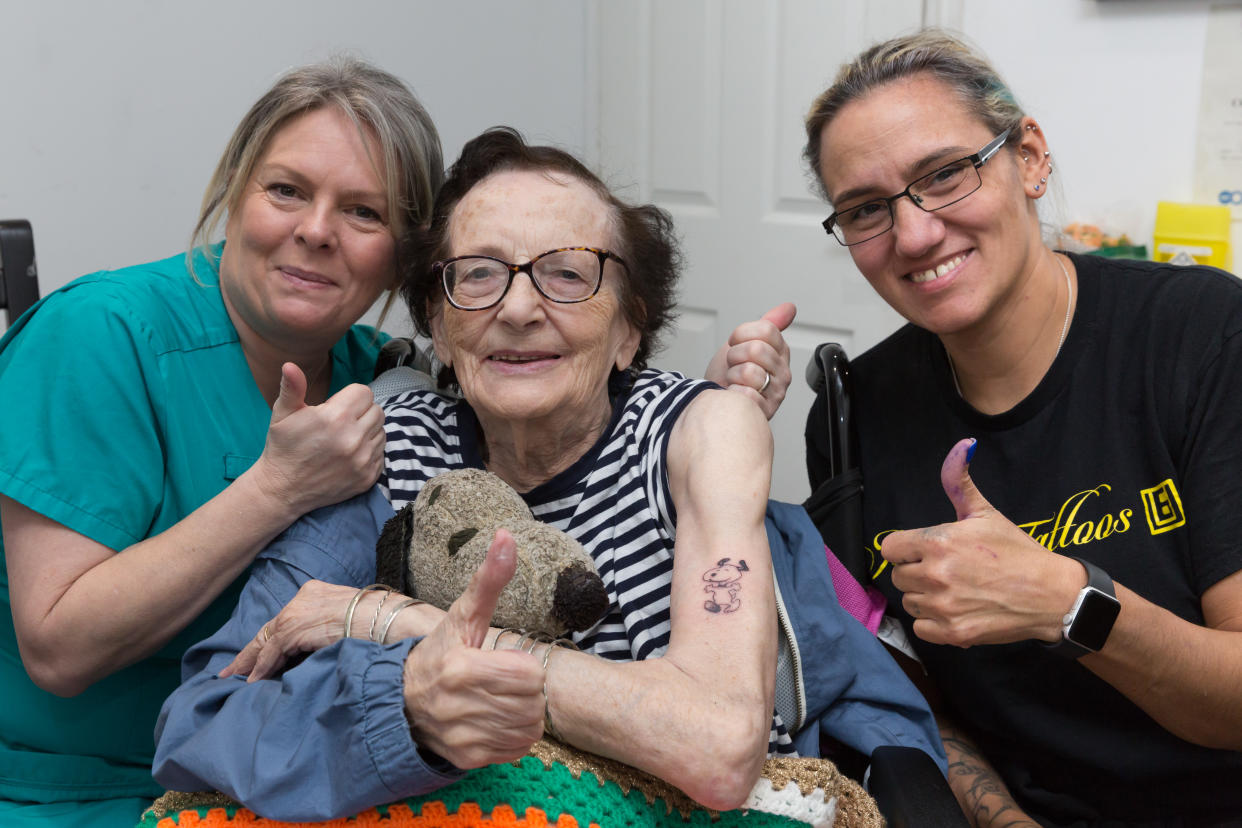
[[155, 801, 600, 828]]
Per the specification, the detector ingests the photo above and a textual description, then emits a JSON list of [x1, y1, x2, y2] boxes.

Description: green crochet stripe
[[139, 758, 809, 827]]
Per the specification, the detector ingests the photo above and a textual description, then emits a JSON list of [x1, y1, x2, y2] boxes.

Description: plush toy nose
[[553, 562, 609, 632]]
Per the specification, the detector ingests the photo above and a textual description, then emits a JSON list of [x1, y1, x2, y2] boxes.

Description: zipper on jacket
[[772, 578, 807, 732]]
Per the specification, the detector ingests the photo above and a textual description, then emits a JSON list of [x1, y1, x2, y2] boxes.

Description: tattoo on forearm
[[942, 732, 1040, 828], [702, 557, 748, 613]]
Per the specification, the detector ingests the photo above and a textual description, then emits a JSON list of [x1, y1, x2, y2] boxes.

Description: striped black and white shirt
[[381, 368, 794, 755]]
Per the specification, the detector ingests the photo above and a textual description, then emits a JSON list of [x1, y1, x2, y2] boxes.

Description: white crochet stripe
[[742, 777, 838, 828]]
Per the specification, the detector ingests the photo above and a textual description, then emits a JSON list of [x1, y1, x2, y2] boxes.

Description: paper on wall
[[1195, 4, 1242, 219]]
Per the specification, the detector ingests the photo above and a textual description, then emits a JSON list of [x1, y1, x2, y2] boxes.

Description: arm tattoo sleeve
[[941, 727, 1041, 828]]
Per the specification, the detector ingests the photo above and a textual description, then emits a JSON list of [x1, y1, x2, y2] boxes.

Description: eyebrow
[[257, 163, 386, 206], [832, 144, 975, 207]]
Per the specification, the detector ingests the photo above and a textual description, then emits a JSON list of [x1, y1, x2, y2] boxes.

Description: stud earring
[[1044, 151, 1050, 157], [1022, 153, 1030, 162], [1034, 185, 1041, 192]]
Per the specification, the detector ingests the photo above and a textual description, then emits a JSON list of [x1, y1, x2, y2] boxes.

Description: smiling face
[[818, 74, 1043, 336], [430, 169, 641, 431], [219, 106, 397, 353]]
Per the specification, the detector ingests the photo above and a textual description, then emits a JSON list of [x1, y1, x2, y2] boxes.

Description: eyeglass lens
[[832, 158, 981, 245], [444, 248, 602, 308]]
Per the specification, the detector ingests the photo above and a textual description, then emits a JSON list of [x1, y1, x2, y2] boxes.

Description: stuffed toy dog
[[375, 468, 609, 637]]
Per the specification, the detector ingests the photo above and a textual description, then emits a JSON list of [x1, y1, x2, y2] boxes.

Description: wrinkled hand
[[403, 529, 546, 768], [254, 362, 385, 516], [705, 303, 796, 420], [880, 438, 1084, 648], [220, 579, 385, 682]]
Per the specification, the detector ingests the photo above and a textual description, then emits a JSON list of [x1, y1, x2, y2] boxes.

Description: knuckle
[[942, 619, 975, 648]]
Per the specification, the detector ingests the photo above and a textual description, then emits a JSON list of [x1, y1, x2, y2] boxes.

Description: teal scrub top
[[0, 250, 386, 824]]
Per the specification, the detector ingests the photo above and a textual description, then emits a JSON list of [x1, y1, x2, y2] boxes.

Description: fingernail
[[965, 438, 977, 464]]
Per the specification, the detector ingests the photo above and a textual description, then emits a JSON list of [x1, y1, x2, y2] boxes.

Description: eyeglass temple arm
[[977, 127, 1013, 164]]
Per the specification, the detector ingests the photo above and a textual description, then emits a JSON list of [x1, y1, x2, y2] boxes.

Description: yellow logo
[[1140, 479, 1186, 535], [866, 477, 1188, 580]]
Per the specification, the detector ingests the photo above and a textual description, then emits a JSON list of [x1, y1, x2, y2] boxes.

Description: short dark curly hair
[[401, 127, 680, 378]]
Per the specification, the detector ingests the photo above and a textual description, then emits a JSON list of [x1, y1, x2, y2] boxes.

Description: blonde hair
[[188, 56, 443, 323], [804, 29, 1024, 201]]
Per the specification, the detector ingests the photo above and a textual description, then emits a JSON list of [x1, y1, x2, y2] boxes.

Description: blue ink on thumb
[[965, 438, 978, 464]]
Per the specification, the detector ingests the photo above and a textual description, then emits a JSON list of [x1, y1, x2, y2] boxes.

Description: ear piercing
[[1034, 148, 1052, 192], [1023, 132, 1051, 193]]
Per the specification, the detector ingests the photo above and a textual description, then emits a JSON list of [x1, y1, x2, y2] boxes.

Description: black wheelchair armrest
[[869, 746, 968, 828]]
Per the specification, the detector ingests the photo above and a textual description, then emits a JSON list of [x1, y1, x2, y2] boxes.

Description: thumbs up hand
[[402, 529, 546, 768], [707, 302, 797, 420], [880, 438, 1085, 648], [256, 362, 386, 518]]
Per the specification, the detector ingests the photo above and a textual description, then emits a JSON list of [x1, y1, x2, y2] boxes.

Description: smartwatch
[[1043, 557, 1121, 658]]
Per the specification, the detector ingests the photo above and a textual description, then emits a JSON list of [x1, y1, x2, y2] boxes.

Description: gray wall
[[0, 0, 591, 331]]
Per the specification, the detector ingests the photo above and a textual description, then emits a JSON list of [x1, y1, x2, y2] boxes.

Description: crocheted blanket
[[139, 740, 882, 828]]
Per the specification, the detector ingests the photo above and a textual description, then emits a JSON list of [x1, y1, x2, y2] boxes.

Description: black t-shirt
[[817, 254, 1242, 827]]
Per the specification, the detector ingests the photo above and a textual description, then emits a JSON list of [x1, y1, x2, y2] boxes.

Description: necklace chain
[[1052, 254, 1073, 357], [947, 254, 1074, 397]]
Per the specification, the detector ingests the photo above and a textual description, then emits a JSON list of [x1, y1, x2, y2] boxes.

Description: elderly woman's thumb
[[449, 528, 518, 648]]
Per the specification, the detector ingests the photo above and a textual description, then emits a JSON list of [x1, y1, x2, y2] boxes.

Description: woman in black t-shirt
[[801, 29, 1242, 828]]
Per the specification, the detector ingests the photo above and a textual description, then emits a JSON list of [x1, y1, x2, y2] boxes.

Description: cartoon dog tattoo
[[702, 557, 749, 613]]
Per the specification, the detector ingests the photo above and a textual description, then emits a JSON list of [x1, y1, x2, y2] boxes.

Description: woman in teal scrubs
[[0, 58, 444, 828]]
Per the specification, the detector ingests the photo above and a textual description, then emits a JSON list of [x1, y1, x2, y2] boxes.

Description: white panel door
[[595, 0, 921, 502]]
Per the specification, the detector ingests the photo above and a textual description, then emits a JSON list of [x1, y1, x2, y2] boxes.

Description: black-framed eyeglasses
[[823, 128, 1013, 246], [435, 246, 627, 311]]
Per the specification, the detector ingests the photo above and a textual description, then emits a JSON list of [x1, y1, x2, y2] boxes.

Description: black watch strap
[[1043, 556, 1120, 658]]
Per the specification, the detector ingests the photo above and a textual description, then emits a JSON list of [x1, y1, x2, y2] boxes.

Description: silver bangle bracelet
[[490, 628, 522, 650], [377, 597, 423, 644], [541, 636, 578, 742], [367, 588, 398, 642], [343, 584, 391, 640]]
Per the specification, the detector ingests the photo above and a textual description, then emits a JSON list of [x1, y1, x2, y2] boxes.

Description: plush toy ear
[[375, 504, 416, 595]]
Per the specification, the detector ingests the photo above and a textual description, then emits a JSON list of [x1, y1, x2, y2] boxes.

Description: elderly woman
[[802, 30, 1242, 827], [153, 128, 791, 821]]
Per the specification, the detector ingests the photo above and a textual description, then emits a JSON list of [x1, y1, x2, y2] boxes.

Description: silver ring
[[758, 372, 771, 395]]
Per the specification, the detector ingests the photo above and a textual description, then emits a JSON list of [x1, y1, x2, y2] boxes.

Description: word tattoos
[[702, 557, 749, 613]]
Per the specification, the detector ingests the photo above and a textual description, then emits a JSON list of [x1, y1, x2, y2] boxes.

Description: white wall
[[0, 0, 591, 332], [945, 0, 1233, 255]]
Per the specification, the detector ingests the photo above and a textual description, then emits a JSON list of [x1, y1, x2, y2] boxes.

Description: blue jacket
[[764, 501, 945, 769], [153, 491, 943, 821]]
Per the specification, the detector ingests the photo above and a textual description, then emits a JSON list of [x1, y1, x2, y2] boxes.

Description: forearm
[[6, 468, 310, 695], [1081, 582, 1242, 750], [387, 603, 772, 808], [543, 646, 772, 810], [939, 720, 1038, 828]]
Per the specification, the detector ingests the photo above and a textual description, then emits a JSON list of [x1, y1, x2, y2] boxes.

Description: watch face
[[1067, 587, 1122, 652]]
